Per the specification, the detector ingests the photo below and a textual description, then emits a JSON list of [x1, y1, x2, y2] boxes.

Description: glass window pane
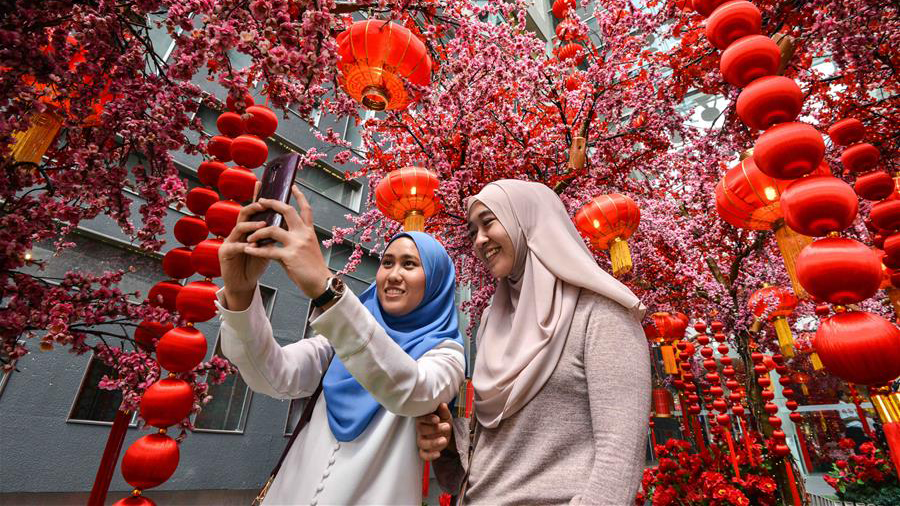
[[70, 357, 123, 422]]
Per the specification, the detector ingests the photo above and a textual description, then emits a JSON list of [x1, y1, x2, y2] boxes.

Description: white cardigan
[[215, 286, 465, 506]]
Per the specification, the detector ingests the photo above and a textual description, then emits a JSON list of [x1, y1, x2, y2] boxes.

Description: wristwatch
[[311, 275, 345, 308]]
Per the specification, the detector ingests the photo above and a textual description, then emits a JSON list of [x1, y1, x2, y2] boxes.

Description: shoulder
[[578, 290, 642, 331]]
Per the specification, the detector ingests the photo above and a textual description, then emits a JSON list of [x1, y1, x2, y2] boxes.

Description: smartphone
[[250, 153, 301, 246]]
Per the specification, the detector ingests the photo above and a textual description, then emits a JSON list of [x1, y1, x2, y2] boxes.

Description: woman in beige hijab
[[416, 180, 650, 505]]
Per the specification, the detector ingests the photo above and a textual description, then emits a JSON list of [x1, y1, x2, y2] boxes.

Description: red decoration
[[216, 112, 244, 138], [162, 247, 195, 280], [840, 143, 880, 173], [719, 35, 781, 87], [134, 321, 173, 350], [735, 76, 803, 131], [139, 378, 194, 428], [693, 0, 730, 17], [157, 326, 208, 373], [555, 19, 579, 41], [375, 167, 440, 231], [871, 198, 900, 232], [191, 239, 223, 279], [564, 73, 583, 91], [575, 193, 641, 277], [705, 1, 761, 50], [230, 134, 268, 169], [226, 92, 254, 113], [781, 176, 858, 236], [814, 311, 900, 385], [652, 388, 674, 417], [552, 0, 576, 19], [205, 200, 242, 237], [112, 495, 157, 506], [885, 234, 900, 260], [147, 281, 182, 312], [173, 216, 209, 247], [827, 118, 865, 146], [207, 136, 233, 162], [243, 105, 278, 138], [120, 433, 179, 490], [557, 43, 584, 65], [753, 122, 825, 180], [218, 167, 258, 202], [185, 187, 220, 216], [796, 238, 882, 305], [854, 171, 895, 201], [197, 161, 228, 187], [175, 281, 219, 323], [336, 20, 432, 111]]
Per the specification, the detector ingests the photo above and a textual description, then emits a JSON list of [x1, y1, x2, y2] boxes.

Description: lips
[[383, 287, 405, 297], [483, 246, 501, 261]]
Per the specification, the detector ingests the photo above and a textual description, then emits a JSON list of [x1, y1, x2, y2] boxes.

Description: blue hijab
[[322, 231, 464, 442]]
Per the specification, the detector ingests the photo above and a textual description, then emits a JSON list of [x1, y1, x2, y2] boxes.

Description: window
[[193, 285, 277, 432], [297, 162, 362, 210], [0, 345, 17, 400], [69, 356, 137, 425]]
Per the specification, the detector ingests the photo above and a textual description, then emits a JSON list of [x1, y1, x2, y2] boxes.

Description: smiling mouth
[[384, 287, 405, 296], [484, 247, 501, 261]]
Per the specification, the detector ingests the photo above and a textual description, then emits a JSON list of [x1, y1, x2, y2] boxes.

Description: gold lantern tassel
[[772, 317, 795, 357], [610, 237, 632, 277], [568, 136, 586, 170], [773, 223, 812, 299], [810, 352, 824, 370], [772, 33, 796, 75], [11, 112, 63, 164], [660, 344, 678, 375], [403, 211, 425, 232]]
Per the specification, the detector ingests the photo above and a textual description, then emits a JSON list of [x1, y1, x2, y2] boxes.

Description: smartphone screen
[[250, 153, 301, 246]]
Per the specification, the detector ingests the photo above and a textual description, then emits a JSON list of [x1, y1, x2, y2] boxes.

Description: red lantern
[[827, 118, 865, 146], [564, 73, 583, 91], [197, 161, 228, 187], [243, 105, 278, 138], [134, 321, 173, 350], [185, 187, 220, 216], [230, 134, 268, 169], [644, 312, 688, 374], [162, 247, 196, 280], [814, 311, 900, 385], [885, 234, 900, 260], [781, 176, 858, 236], [120, 433, 179, 490], [157, 326, 208, 373], [753, 122, 825, 180], [652, 388, 674, 417], [112, 495, 157, 506], [871, 198, 900, 232], [191, 239, 223, 279], [693, 0, 730, 17], [855, 171, 895, 201], [840, 143, 880, 174], [226, 91, 254, 113], [207, 136, 233, 162], [140, 378, 194, 428], [375, 167, 440, 232], [555, 19, 580, 42], [557, 43, 585, 65], [574, 194, 641, 277], [173, 216, 209, 247], [147, 281, 182, 312], [216, 112, 244, 138], [205, 200, 242, 238], [705, 1, 761, 50], [552, 0, 576, 19], [719, 35, 781, 87], [735, 76, 802, 131], [218, 167, 258, 202], [336, 20, 432, 111], [796, 238, 882, 305], [175, 281, 219, 323], [748, 285, 798, 356]]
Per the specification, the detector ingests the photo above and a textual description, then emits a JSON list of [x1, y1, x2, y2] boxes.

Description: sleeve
[[215, 285, 334, 400], [310, 288, 466, 418], [433, 416, 472, 494], [577, 296, 651, 505]]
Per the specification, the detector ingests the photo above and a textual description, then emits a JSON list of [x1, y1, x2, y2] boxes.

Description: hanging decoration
[[374, 166, 441, 232], [574, 193, 641, 277], [747, 284, 798, 357]]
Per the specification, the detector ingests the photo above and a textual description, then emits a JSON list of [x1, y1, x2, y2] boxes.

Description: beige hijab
[[468, 180, 645, 428]]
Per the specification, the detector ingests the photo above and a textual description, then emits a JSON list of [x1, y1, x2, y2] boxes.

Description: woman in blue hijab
[[217, 186, 466, 505]]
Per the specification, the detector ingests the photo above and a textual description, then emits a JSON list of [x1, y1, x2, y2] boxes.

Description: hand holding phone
[[250, 153, 301, 246]]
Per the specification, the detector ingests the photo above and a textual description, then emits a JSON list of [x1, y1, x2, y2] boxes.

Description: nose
[[474, 228, 489, 252], [386, 264, 403, 283]]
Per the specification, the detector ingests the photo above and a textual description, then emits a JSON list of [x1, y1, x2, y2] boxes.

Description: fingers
[[417, 433, 448, 453], [225, 220, 265, 244], [419, 448, 441, 461], [252, 180, 261, 201], [293, 185, 313, 226], [246, 225, 291, 246], [237, 201, 265, 223], [257, 197, 303, 231], [436, 402, 452, 421]]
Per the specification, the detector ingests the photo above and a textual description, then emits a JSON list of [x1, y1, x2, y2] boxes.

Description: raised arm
[[216, 285, 333, 399]]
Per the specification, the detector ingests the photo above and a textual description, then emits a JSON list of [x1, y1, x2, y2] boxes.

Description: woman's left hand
[[245, 185, 332, 299]]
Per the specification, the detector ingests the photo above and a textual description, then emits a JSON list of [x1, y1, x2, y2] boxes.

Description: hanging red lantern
[[555, 19, 580, 41], [814, 311, 900, 385], [230, 134, 268, 169], [644, 312, 688, 374], [120, 433, 179, 490], [855, 171, 895, 201], [175, 280, 219, 323], [162, 247, 196, 280], [185, 187, 220, 216], [652, 388, 674, 417], [197, 161, 228, 187], [147, 281, 182, 312], [840, 143, 880, 174], [781, 176, 858, 237], [871, 198, 900, 232], [827, 118, 865, 146], [796, 238, 882, 305], [191, 239, 223, 279], [748, 285, 798, 357], [753, 122, 825, 179], [205, 200, 242, 237], [112, 494, 157, 506], [693, 0, 730, 17], [705, 1, 761, 50], [735, 76, 803, 131], [134, 321, 173, 350], [157, 326, 208, 373], [552, 0, 576, 19], [173, 216, 209, 247], [218, 167, 258, 202], [207, 136, 233, 162], [574, 193, 641, 277], [885, 234, 900, 261], [243, 105, 278, 138], [564, 72, 583, 91], [226, 91, 254, 113], [216, 112, 244, 138], [375, 167, 440, 232], [140, 378, 195, 428], [719, 35, 781, 87], [557, 43, 585, 65], [336, 20, 433, 111]]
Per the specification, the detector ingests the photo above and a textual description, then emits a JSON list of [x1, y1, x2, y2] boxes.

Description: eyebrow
[[467, 210, 495, 231], [381, 253, 421, 261]]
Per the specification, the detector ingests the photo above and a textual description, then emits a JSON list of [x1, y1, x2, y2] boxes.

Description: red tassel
[[883, 421, 900, 477], [797, 430, 813, 471], [88, 410, 131, 506], [724, 429, 741, 480], [422, 461, 430, 499], [465, 380, 474, 418], [784, 460, 802, 506], [849, 384, 875, 439]]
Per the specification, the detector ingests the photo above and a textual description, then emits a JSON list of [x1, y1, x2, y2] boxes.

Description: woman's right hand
[[416, 403, 453, 461], [219, 182, 269, 311]]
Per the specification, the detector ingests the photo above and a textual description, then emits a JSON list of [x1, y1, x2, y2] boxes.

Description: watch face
[[331, 277, 345, 294]]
